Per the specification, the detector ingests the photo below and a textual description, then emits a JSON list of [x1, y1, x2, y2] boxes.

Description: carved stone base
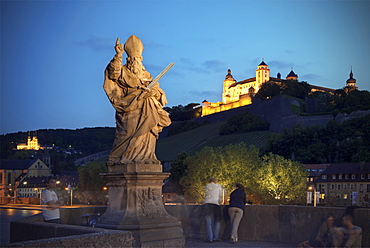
[[98, 167, 185, 247]]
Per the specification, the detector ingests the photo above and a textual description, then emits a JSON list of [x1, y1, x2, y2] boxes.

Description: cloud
[[268, 60, 295, 70], [74, 35, 112, 52], [188, 90, 220, 102], [202, 60, 226, 73], [301, 73, 321, 82], [284, 50, 294, 54], [179, 58, 226, 74], [145, 41, 168, 51]]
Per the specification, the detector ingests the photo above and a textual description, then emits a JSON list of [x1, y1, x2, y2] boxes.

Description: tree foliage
[[179, 143, 307, 205], [75, 161, 107, 204], [163, 103, 202, 121], [255, 80, 312, 100], [255, 153, 307, 205], [266, 114, 370, 163], [219, 110, 270, 135], [169, 152, 189, 194]]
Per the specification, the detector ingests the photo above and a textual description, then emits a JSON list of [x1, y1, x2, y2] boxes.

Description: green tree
[[255, 81, 281, 100], [254, 153, 308, 205], [76, 161, 107, 204], [219, 110, 270, 135], [180, 143, 308, 205], [169, 152, 189, 194]]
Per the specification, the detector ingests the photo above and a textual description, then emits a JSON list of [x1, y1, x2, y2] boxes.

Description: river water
[[0, 208, 41, 246]]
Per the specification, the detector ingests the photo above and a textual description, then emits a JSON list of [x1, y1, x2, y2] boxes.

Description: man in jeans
[[203, 178, 223, 243]]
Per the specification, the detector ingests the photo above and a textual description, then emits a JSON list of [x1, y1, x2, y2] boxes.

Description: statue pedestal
[[98, 164, 185, 247]]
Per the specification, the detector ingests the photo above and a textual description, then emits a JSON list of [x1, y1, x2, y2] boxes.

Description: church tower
[[255, 59, 270, 92], [344, 67, 358, 93]]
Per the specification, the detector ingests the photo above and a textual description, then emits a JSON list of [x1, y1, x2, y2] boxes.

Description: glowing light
[[103, 187, 108, 190], [23, 181, 27, 185]]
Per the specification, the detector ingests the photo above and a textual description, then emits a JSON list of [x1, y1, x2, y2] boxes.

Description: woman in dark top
[[228, 183, 246, 244]]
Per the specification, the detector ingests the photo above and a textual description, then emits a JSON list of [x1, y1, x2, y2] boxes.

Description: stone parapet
[[8, 205, 369, 247]]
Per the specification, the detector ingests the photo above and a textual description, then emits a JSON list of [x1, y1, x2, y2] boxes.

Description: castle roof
[[315, 162, 370, 183], [0, 159, 39, 170], [346, 68, 356, 84], [259, 60, 267, 66], [225, 69, 236, 81], [229, 77, 256, 88], [286, 70, 298, 78]]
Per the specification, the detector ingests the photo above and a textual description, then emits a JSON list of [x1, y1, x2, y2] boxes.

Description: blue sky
[[1, 0, 369, 135]]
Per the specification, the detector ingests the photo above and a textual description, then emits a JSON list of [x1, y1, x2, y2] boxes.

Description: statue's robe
[[103, 55, 171, 165]]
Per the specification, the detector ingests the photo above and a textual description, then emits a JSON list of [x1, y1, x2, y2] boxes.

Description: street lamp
[[65, 185, 73, 206], [308, 185, 317, 207]]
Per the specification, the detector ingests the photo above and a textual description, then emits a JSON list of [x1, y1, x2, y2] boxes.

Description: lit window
[[332, 175, 336, 179], [343, 194, 348, 199]]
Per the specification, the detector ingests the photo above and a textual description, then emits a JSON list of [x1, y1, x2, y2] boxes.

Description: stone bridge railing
[[166, 205, 369, 247], [8, 205, 370, 247]]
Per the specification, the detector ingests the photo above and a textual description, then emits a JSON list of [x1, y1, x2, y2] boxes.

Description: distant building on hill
[[202, 60, 357, 116], [16, 131, 52, 150]]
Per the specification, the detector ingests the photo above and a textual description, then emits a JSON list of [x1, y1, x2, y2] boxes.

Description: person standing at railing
[[203, 177, 223, 243], [41, 177, 64, 223], [228, 183, 246, 244]]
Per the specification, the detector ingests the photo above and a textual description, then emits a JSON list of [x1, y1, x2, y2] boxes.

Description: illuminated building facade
[[16, 132, 50, 150], [202, 60, 356, 116], [202, 60, 299, 116]]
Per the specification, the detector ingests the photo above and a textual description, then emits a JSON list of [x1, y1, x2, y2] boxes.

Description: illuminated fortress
[[202, 60, 357, 116]]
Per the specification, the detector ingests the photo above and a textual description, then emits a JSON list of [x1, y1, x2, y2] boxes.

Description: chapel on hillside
[[202, 60, 358, 116], [16, 131, 52, 150]]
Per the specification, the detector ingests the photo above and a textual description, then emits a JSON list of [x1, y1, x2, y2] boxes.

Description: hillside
[[156, 121, 270, 161]]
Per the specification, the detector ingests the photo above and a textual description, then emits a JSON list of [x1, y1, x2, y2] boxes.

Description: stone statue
[[103, 35, 171, 166]]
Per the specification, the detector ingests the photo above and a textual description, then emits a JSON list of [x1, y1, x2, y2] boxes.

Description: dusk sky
[[1, 0, 369, 135]]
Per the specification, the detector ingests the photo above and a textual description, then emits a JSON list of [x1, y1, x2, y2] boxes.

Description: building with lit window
[[314, 162, 370, 207], [0, 159, 51, 197], [17, 173, 79, 198]]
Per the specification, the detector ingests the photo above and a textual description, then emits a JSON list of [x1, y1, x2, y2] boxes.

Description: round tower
[[222, 69, 236, 103]]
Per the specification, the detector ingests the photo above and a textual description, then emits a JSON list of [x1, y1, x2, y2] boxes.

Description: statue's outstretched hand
[[115, 38, 124, 55]]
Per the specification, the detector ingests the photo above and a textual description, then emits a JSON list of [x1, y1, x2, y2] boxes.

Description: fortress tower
[[255, 59, 270, 91]]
